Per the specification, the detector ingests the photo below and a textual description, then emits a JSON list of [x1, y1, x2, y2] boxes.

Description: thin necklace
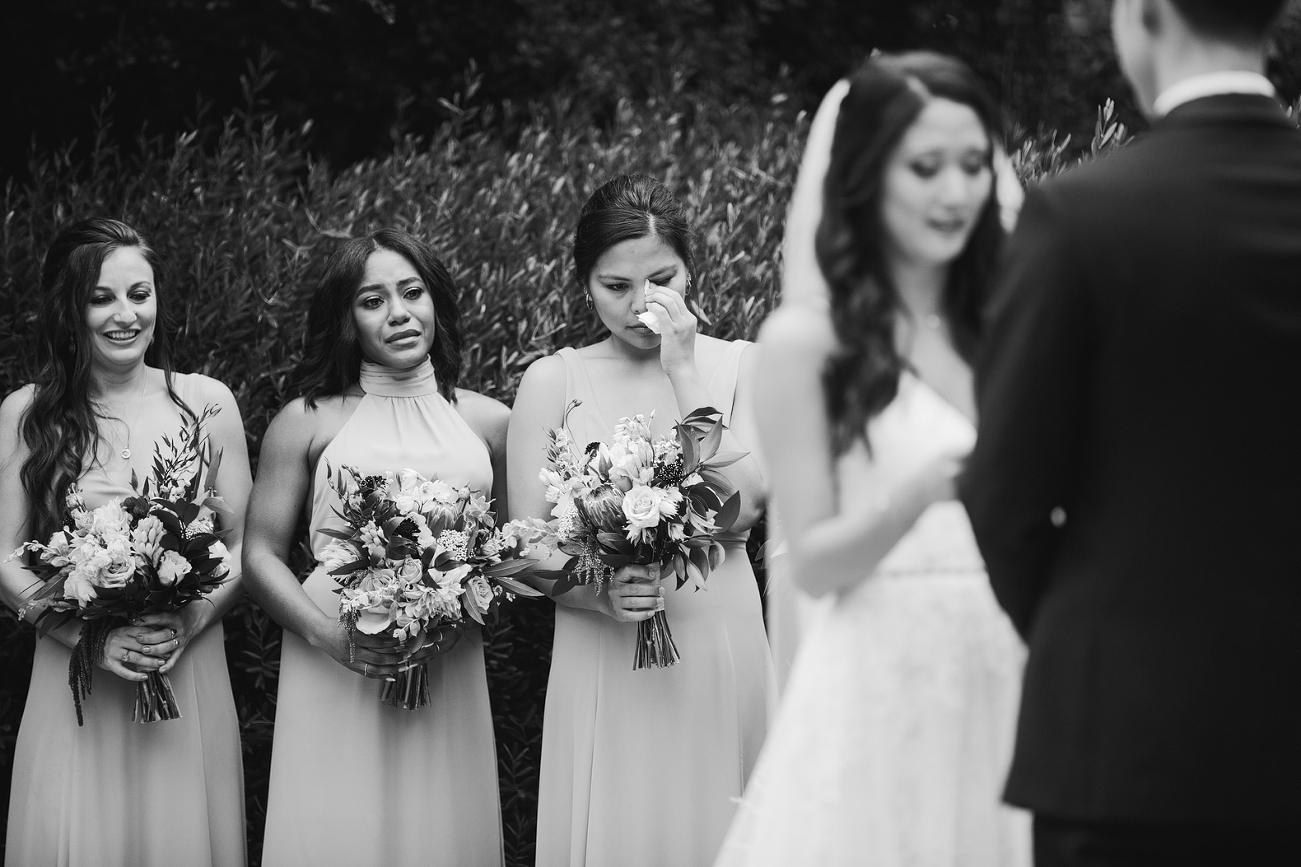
[[113, 372, 149, 461]]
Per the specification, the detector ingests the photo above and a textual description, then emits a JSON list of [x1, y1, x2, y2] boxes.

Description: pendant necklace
[[117, 373, 149, 461]]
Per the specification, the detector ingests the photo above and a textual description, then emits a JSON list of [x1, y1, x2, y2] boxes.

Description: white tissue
[[637, 280, 662, 332]]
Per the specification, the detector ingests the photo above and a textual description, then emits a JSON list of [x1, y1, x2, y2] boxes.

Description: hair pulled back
[[817, 51, 1003, 455], [573, 175, 697, 290]]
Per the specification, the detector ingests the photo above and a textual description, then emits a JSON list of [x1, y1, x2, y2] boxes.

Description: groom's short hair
[[1169, 0, 1288, 40]]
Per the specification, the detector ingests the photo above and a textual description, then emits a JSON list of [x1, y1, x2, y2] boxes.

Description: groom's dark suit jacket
[[963, 93, 1301, 825]]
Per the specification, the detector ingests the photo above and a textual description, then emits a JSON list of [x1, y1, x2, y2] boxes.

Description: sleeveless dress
[[713, 373, 1030, 867], [535, 342, 775, 867], [260, 360, 503, 867], [5, 373, 246, 867]]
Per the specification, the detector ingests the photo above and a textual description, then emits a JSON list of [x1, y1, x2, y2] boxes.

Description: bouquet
[[319, 466, 547, 709], [540, 403, 744, 669], [10, 407, 231, 725]]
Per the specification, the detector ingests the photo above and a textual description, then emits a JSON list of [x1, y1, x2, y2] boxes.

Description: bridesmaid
[[507, 175, 774, 867], [0, 218, 250, 867], [243, 229, 508, 867]]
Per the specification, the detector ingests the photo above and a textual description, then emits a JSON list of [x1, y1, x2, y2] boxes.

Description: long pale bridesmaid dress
[[5, 373, 246, 867], [259, 359, 502, 867], [535, 341, 774, 867]]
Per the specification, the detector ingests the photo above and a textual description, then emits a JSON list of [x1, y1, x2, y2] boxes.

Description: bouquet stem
[[634, 609, 680, 669], [133, 671, 182, 723], [382, 662, 431, 710]]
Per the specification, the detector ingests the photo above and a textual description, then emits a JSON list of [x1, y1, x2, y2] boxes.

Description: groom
[[963, 0, 1301, 864]]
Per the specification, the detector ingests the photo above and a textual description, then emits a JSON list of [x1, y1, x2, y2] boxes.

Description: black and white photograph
[[1, 1, 1298, 865]]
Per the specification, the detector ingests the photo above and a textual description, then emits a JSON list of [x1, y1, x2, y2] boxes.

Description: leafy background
[[1, 1, 1299, 864]]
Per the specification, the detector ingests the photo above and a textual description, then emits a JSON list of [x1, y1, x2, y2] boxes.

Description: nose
[[936, 166, 970, 207], [108, 298, 137, 325], [388, 297, 411, 324], [631, 281, 647, 314]]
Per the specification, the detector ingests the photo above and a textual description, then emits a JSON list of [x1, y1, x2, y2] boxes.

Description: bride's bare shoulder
[[757, 303, 837, 354]]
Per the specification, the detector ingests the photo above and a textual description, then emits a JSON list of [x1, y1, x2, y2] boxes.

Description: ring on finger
[[363, 663, 371, 677], [122, 650, 132, 663]]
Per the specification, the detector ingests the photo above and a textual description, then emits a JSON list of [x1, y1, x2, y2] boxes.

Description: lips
[[927, 216, 968, 233], [386, 329, 421, 344]]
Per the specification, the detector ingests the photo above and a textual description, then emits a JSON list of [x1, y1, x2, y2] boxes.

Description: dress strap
[[707, 340, 752, 424], [556, 347, 597, 407]]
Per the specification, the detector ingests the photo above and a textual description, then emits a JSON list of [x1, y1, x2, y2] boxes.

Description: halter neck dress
[[260, 360, 503, 867], [5, 372, 246, 867], [535, 342, 775, 867]]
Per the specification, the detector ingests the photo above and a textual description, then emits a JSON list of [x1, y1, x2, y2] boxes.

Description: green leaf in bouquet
[[709, 541, 726, 570], [318, 527, 354, 541], [202, 495, 231, 517], [481, 558, 537, 577], [329, 559, 370, 576], [678, 422, 700, 474], [202, 445, 224, 496], [546, 570, 582, 596], [595, 531, 634, 555], [685, 548, 708, 589], [682, 405, 722, 426], [703, 450, 747, 469], [491, 575, 546, 598], [715, 491, 742, 532], [697, 416, 724, 463]]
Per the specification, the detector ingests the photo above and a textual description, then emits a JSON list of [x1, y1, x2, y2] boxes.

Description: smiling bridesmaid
[[243, 229, 509, 867], [0, 218, 250, 867]]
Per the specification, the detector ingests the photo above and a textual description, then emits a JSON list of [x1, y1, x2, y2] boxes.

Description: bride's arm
[[755, 309, 954, 598], [506, 357, 663, 622]]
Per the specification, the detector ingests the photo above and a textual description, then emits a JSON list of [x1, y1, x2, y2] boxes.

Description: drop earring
[[584, 294, 594, 310]]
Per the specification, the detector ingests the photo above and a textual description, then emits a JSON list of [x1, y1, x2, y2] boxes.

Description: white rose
[[622, 485, 670, 533], [395, 557, 423, 583], [63, 566, 100, 605], [467, 575, 496, 610], [157, 550, 193, 586]]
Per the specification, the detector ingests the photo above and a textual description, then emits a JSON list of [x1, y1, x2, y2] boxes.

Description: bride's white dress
[[715, 372, 1030, 867]]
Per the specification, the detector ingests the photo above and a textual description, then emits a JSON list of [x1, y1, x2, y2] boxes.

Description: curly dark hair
[[289, 229, 462, 407], [20, 217, 191, 539], [817, 51, 1004, 455]]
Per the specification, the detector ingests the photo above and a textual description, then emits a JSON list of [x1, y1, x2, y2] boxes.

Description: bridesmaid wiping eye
[[506, 174, 775, 867], [242, 229, 510, 867]]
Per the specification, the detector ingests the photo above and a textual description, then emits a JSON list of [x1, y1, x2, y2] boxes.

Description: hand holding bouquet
[[540, 404, 745, 669], [319, 466, 547, 709], [10, 407, 231, 724]]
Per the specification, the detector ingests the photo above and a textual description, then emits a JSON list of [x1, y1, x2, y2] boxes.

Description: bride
[[715, 52, 1029, 866]]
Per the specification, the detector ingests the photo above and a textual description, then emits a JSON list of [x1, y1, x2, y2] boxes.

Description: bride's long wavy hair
[[20, 218, 190, 539], [817, 52, 1003, 455], [289, 230, 463, 407]]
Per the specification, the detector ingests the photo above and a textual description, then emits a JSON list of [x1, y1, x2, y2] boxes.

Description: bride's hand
[[598, 563, 665, 623], [915, 443, 971, 506], [644, 282, 698, 380]]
